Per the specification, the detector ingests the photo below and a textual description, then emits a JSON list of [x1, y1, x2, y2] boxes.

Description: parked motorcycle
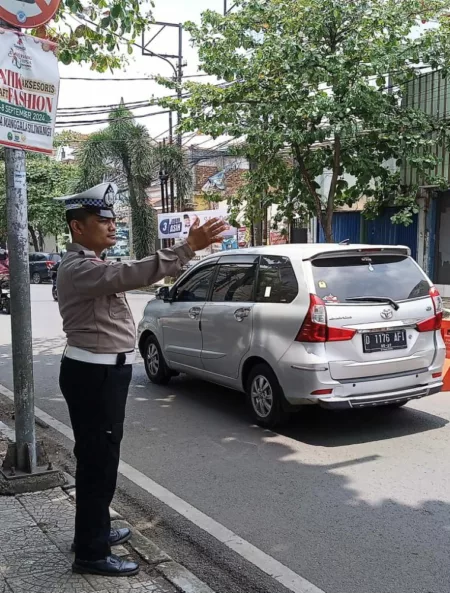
[[0, 277, 10, 315], [50, 261, 59, 302]]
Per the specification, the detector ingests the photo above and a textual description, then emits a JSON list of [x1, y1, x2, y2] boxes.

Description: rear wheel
[[31, 272, 41, 284], [143, 335, 171, 385], [246, 363, 289, 428]]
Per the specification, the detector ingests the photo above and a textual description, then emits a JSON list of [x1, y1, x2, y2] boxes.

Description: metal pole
[[177, 24, 183, 148], [169, 111, 173, 145], [5, 148, 36, 473], [224, 0, 227, 15]]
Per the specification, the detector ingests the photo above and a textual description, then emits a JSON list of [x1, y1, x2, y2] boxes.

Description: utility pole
[[5, 147, 36, 473], [142, 21, 184, 212], [0, 19, 36, 474], [0, 18, 63, 492]]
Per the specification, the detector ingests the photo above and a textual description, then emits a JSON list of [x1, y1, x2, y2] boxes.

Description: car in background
[[29, 252, 61, 284], [137, 244, 445, 427]]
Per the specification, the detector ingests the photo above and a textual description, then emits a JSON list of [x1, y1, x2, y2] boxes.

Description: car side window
[[173, 265, 215, 302], [256, 256, 298, 303], [211, 263, 256, 302]]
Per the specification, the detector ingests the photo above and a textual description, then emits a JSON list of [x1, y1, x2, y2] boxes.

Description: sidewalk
[[0, 488, 177, 593]]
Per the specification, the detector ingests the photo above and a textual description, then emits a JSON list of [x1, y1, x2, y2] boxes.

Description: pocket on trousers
[[108, 423, 124, 444]]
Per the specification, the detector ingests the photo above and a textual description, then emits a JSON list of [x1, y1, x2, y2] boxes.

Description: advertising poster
[[237, 226, 249, 248], [0, 29, 59, 154], [158, 209, 236, 240], [269, 230, 287, 245]]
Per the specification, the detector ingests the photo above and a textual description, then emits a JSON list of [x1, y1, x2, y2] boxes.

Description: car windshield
[[311, 254, 430, 303]]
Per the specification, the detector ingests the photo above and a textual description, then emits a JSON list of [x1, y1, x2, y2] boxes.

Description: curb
[[65, 485, 215, 593]]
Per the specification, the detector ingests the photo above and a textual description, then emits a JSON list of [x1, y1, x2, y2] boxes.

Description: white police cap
[[54, 183, 118, 218]]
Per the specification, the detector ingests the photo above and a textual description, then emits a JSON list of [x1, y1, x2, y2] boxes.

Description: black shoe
[[71, 528, 131, 553], [73, 554, 139, 577]]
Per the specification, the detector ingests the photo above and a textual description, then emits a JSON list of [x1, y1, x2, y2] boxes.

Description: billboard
[[158, 209, 236, 241], [0, 29, 59, 154]]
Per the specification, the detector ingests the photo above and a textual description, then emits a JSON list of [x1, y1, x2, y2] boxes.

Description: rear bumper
[[318, 382, 443, 410]]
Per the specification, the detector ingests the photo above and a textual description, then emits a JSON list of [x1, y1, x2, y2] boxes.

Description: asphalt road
[[1, 285, 450, 593]]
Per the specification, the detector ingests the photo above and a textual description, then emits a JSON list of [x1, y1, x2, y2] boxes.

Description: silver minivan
[[137, 244, 445, 427]]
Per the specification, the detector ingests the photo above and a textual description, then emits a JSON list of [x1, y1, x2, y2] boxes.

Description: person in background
[[55, 183, 226, 578], [0, 250, 9, 296]]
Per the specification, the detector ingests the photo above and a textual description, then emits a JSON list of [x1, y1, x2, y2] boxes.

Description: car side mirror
[[156, 286, 170, 301]]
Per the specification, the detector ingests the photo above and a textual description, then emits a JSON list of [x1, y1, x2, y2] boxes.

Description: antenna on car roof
[[339, 239, 350, 245]]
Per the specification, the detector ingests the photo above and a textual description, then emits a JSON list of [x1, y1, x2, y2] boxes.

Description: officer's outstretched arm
[[70, 244, 194, 297]]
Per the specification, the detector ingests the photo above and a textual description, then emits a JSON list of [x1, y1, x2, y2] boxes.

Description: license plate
[[362, 330, 407, 353]]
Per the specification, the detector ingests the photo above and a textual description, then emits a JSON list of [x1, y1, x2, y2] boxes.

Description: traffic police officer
[[56, 183, 226, 577]]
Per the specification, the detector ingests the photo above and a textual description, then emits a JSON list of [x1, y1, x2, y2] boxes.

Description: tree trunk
[[323, 135, 341, 243], [322, 212, 334, 243], [28, 225, 39, 252], [38, 227, 45, 252], [128, 183, 157, 260]]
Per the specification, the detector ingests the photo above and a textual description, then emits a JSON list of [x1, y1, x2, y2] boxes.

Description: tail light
[[45, 261, 55, 269], [417, 286, 443, 332], [296, 294, 356, 343]]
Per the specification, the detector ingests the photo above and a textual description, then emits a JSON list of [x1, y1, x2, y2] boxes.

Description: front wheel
[[246, 363, 289, 428], [31, 272, 41, 284], [143, 335, 172, 385]]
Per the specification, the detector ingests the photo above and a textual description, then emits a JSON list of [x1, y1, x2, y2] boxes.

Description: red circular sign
[[0, 0, 61, 28]]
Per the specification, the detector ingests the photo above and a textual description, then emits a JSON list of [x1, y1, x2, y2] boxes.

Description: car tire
[[246, 363, 289, 428], [4, 299, 10, 315], [31, 272, 41, 284], [143, 335, 172, 385]]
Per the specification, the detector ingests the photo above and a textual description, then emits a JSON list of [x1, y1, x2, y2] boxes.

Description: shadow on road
[[139, 372, 448, 446], [123, 374, 450, 593]]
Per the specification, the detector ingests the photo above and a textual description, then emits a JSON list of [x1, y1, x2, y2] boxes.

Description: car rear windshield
[[311, 254, 430, 303]]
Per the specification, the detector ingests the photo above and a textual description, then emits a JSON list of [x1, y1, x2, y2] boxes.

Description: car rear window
[[256, 256, 298, 303], [311, 255, 430, 303]]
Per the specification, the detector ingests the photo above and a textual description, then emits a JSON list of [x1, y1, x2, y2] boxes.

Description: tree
[[159, 0, 450, 241], [0, 151, 79, 250], [33, 1, 153, 72], [76, 103, 192, 259]]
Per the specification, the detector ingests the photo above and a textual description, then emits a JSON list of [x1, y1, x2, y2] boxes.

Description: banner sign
[[0, 29, 59, 154], [158, 209, 237, 240], [270, 230, 287, 245]]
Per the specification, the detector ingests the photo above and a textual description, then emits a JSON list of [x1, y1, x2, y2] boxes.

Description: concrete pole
[[5, 148, 36, 473]]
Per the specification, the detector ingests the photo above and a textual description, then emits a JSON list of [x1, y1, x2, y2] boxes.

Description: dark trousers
[[59, 356, 132, 561]]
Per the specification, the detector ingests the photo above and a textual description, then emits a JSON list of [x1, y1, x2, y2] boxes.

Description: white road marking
[[0, 383, 325, 593]]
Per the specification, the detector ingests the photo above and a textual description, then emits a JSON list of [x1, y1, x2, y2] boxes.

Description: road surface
[[0, 285, 449, 593]]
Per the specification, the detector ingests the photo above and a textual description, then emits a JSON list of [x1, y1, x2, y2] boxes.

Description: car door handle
[[234, 308, 250, 322], [189, 307, 201, 319]]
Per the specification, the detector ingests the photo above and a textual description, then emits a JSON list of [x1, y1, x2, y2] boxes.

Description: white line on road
[[0, 383, 325, 593]]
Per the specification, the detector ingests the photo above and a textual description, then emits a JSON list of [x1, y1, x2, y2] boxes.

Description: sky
[[57, 0, 225, 140]]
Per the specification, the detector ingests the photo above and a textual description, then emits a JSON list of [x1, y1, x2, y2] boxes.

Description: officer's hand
[[187, 216, 228, 252]]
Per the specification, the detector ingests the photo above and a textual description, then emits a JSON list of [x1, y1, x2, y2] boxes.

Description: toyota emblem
[[381, 308, 393, 320]]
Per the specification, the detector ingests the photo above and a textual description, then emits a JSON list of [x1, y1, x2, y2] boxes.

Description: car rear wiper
[[345, 296, 400, 311]]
